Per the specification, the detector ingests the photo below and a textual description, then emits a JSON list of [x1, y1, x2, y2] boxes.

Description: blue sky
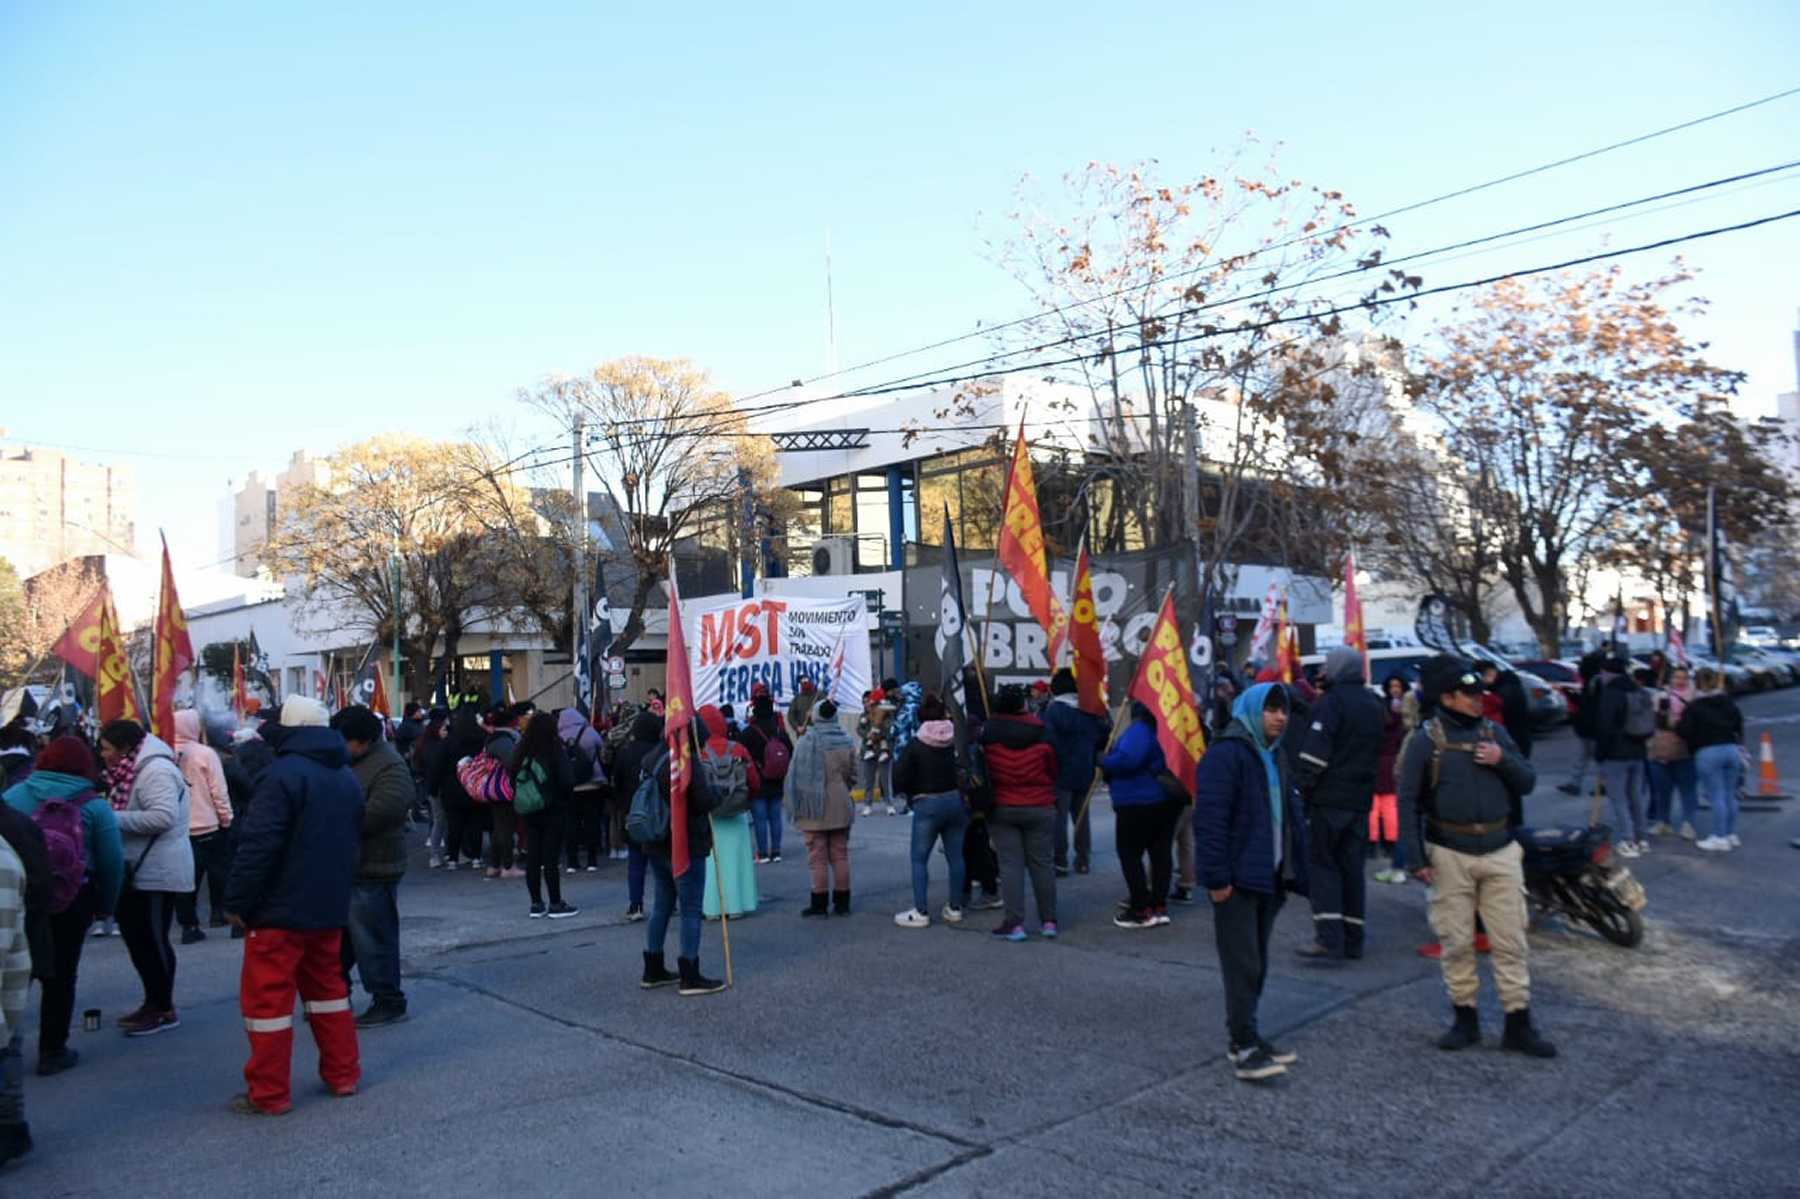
[[3, 2, 1798, 570]]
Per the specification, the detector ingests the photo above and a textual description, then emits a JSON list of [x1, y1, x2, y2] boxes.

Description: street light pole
[[390, 533, 402, 713], [572, 415, 589, 714]]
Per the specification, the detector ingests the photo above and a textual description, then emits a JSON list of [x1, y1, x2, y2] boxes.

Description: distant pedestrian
[[1593, 655, 1652, 855], [785, 679, 818, 739], [1195, 682, 1308, 1081], [785, 699, 857, 917], [0, 837, 34, 1167], [330, 705, 414, 1026], [1041, 668, 1106, 877], [857, 690, 896, 815], [99, 719, 192, 1039], [698, 705, 759, 919], [557, 708, 607, 873], [891, 694, 965, 928], [4, 736, 124, 1077], [980, 686, 1059, 941], [633, 718, 727, 996], [1103, 701, 1178, 931], [172, 710, 233, 945], [432, 709, 486, 871], [1398, 656, 1553, 1059], [735, 689, 791, 864], [1646, 666, 1697, 840], [1558, 650, 1606, 797], [1678, 669, 1744, 853], [415, 712, 450, 867], [510, 711, 580, 919], [1370, 675, 1409, 885], [613, 711, 665, 921], [223, 695, 364, 1115], [482, 704, 527, 879], [1294, 645, 1385, 961]]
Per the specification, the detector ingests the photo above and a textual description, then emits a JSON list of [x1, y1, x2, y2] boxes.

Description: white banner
[[685, 593, 872, 711]]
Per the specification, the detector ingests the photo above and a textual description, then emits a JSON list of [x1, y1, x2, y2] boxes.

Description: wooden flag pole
[[709, 816, 735, 988], [1071, 582, 1178, 834]]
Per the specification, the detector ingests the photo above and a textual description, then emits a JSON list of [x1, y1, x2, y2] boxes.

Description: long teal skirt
[[704, 811, 759, 918]]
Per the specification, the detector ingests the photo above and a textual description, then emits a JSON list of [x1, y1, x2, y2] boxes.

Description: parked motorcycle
[[1519, 824, 1647, 948]]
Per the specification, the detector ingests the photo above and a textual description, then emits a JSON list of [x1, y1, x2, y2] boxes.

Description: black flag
[[939, 504, 969, 717]]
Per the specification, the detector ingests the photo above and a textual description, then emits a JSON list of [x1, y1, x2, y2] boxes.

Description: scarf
[[105, 751, 139, 811], [784, 720, 854, 824], [1231, 683, 1287, 872]]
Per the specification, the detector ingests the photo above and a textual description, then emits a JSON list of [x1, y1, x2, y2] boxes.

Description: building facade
[[0, 444, 137, 578], [222, 450, 331, 577]]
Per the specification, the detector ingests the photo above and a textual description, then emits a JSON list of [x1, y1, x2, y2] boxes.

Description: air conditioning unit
[[811, 536, 857, 577]]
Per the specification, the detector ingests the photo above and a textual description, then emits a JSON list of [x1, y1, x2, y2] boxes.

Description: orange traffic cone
[[1759, 732, 1782, 796]]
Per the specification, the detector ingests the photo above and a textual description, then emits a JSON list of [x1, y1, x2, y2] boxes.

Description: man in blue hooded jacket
[[1194, 682, 1309, 1081]]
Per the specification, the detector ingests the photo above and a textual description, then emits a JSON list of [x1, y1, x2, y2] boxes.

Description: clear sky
[[3, 2, 1798, 571]]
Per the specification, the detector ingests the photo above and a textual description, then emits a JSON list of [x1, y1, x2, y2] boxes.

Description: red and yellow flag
[[1069, 536, 1107, 716], [151, 538, 194, 744], [369, 663, 391, 718], [1126, 591, 1205, 791], [96, 588, 139, 724], [996, 418, 1067, 656], [1343, 550, 1370, 684], [51, 587, 106, 680], [664, 567, 700, 878], [1275, 596, 1299, 685], [232, 643, 247, 720]]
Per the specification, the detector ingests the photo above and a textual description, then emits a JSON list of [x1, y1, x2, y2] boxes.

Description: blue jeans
[[1598, 758, 1647, 843], [909, 791, 969, 913], [628, 842, 647, 907], [646, 852, 705, 961], [344, 880, 404, 1005], [1646, 758, 1699, 828], [1695, 744, 1742, 839], [750, 796, 784, 858]]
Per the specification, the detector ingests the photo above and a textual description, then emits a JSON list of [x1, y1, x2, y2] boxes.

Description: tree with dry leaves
[[984, 149, 1414, 611], [1410, 266, 1771, 655], [521, 357, 788, 655], [1, 556, 106, 687]]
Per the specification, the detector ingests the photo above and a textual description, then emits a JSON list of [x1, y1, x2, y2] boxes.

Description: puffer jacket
[[979, 714, 1058, 808], [1042, 694, 1107, 794], [1100, 719, 1167, 807], [893, 720, 959, 798], [224, 726, 364, 930], [350, 738, 413, 882], [115, 735, 194, 893], [173, 710, 233, 836], [1193, 685, 1309, 897]]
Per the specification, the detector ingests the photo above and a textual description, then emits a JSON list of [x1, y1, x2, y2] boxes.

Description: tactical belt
[[1429, 817, 1508, 837]]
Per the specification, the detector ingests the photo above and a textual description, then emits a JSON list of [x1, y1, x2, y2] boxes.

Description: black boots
[[641, 951, 676, 989], [0, 1122, 31, 1168], [801, 892, 829, 917], [832, 889, 851, 916], [1502, 1008, 1558, 1058], [677, 957, 725, 996], [1437, 1005, 1481, 1050]]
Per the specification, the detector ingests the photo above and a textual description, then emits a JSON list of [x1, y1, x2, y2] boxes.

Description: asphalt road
[[16, 691, 1800, 1198]]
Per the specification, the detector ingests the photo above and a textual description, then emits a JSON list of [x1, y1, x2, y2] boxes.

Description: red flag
[[369, 663, 391, 718], [663, 567, 700, 878], [1069, 536, 1107, 716], [1343, 550, 1370, 684], [1275, 597, 1299, 685], [96, 588, 139, 724], [232, 643, 247, 720], [996, 418, 1066, 653], [151, 536, 194, 743], [50, 587, 106, 680], [1126, 591, 1205, 790]]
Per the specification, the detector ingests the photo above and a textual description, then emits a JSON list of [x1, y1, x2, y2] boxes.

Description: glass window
[[856, 490, 890, 571], [825, 477, 852, 536]]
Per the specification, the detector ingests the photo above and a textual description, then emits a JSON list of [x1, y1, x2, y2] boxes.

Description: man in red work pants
[[223, 696, 367, 1116]]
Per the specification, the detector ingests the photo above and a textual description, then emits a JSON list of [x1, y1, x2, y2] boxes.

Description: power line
[[726, 84, 1800, 405]]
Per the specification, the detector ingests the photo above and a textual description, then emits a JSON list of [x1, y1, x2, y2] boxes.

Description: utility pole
[[390, 532, 402, 713], [1181, 398, 1211, 682], [572, 415, 590, 714], [1707, 483, 1725, 658]]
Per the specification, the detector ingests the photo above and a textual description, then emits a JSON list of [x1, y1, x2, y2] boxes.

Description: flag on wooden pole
[[996, 416, 1067, 658], [50, 587, 106, 680], [151, 535, 194, 743], [232, 643, 247, 720], [664, 566, 700, 878], [96, 587, 139, 724], [1343, 550, 1370, 684], [1125, 589, 1205, 790], [1069, 533, 1107, 717], [1275, 596, 1300, 684]]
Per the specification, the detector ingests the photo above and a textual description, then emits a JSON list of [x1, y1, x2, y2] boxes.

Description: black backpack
[[563, 737, 596, 787]]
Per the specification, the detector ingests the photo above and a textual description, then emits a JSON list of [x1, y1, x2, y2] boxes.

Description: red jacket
[[979, 714, 1058, 807]]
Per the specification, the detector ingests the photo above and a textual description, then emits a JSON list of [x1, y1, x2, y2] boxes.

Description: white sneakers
[[1617, 842, 1642, 859], [894, 908, 930, 928], [1696, 835, 1734, 852], [941, 904, 964, 924], [1679, 822, 1697, 841], [1729, 834, 1742, 848]]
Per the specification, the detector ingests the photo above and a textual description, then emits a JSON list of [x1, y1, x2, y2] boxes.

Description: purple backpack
[[33, 794, 90, 914]]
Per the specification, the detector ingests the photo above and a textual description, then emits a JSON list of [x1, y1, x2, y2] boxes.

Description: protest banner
[[685, 593, 872, 710]]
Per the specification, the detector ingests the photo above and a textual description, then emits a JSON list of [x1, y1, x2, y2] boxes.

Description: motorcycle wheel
[[1585, 887, 1645, 948]]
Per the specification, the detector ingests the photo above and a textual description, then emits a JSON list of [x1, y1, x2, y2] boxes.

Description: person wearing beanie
[[330, 705, 415, 1028], [891, 694, 965, 928], [4, 736, 124, 1076], [1292, 645, 1387, 962], [281, 694, 330, 729], [735, 692, 791, 864], [1593, 654, 1652, 856], [784, 698, 857, 917], [856, 689, 897, 816], [1042, 668, 1106, 877], [1398, 655, 1554, 1059]]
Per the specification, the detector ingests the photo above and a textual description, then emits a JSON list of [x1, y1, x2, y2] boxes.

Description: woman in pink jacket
[[172, 710, 233, 944]]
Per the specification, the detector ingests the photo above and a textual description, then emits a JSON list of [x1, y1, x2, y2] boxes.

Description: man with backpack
[[735, 688, 791, 864], [1397, 656, 1554, 1059], [1293, 646, 1387, 962], [557, 708, 607, 872], [1594, 655, 1653, 856], [3, 735, 124, 1078]]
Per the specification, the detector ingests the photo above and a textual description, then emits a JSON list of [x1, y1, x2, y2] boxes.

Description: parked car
[[1515, 659, 1584, 719]]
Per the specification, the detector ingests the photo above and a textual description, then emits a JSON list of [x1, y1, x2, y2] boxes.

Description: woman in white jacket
[[99, 719, 192, 1038]]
